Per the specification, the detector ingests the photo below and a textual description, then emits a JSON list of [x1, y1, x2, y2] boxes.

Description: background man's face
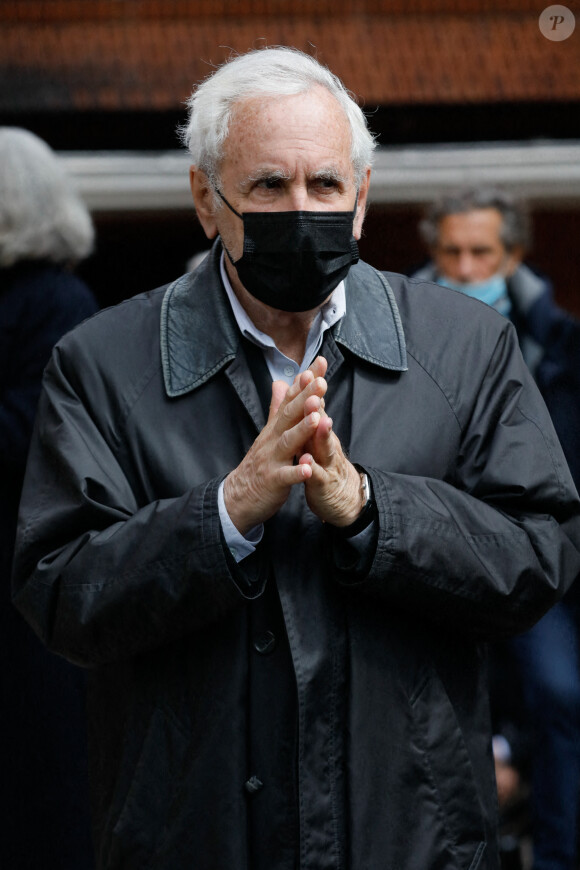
[[198, 85, 369, 266], [433, 207, 514, 284]]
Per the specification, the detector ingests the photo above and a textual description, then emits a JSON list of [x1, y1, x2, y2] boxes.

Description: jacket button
[[245, 775, 264, 794], [253, 630, 276, 655]]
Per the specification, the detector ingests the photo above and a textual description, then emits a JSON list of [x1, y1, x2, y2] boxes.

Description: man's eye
[[258, 178, 281, 190]]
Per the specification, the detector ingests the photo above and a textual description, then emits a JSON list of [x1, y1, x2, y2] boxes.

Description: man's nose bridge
[[287, 183, 310, 211], [457, 249, 475, 278]]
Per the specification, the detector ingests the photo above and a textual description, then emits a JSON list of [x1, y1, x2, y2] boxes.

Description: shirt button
[[245, 775, 264, 794], [253, 630, 276, 655], [284, 365, 294, 377]]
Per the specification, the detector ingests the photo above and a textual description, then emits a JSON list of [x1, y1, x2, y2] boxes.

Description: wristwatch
[[334, 468, 376, 539]]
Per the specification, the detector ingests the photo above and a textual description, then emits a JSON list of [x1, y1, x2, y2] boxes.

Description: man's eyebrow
[[241, 168, 293, 187], [239, 168, 350, 188], [309, 168, 350, 184]]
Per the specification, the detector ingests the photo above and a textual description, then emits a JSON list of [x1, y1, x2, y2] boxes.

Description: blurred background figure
[[413, 186, 580, 870], [0, 127, 98, 868]]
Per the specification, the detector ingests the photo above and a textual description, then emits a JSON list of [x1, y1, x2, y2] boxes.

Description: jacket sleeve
[[11, 345, 267, 667], [340, 324, 580, 640]]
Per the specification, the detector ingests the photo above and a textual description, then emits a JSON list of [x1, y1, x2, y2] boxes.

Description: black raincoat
[[12, 245, 580, 869]]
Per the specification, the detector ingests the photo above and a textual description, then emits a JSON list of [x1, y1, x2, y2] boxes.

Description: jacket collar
[[161, 241, 407, 398], [334, 258, 407, 372]]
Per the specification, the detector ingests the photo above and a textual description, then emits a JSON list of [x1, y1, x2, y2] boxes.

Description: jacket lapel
[[160, 242, 240, 398], [160, 246, 407, 443], [337, 262, 408, 464], [335, 260, 407, 372]]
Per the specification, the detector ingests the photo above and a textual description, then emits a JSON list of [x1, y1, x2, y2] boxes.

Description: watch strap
[[333, 468, 376, 539]]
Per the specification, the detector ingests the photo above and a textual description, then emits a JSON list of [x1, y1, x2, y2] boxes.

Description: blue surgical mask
[[437, 273, 512, 317]]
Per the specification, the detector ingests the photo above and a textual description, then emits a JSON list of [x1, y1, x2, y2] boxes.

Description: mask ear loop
[[350, 188, 361, 262], [213, 188, 244, 265], [215, 188, 243, 219]]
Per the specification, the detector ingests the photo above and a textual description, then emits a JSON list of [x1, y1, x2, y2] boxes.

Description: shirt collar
[[219, 251, 345, 363], [160, 240, 406, 398]]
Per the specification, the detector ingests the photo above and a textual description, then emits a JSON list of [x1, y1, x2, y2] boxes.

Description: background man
[[415, 186, 580, 870], [12, 50, 580, 870]]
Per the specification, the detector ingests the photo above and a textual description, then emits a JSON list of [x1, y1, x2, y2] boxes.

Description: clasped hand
[[224, 356, 363, 535]]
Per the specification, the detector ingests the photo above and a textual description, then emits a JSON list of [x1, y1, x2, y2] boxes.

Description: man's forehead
[[228, 84, 345, 122], [221, 87, 352, 165], [439, 208, 504, 240]]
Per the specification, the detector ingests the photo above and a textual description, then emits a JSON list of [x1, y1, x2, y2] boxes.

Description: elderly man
[[415, 187, 580, 870], [12, 50, 580, 870]]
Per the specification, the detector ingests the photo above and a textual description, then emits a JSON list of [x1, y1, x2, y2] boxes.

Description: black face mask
[[216, 190, 360, 312]]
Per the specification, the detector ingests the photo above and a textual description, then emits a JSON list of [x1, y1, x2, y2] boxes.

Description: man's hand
[[223, 358, 328, 535], [495, 759, 523, 809], [297, 364, 365, 528]]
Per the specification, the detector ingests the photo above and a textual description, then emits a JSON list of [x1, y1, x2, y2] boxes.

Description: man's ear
[[504, 244, 525, 277], [353, 167, 371, 241], [190, 167, 219, 240]]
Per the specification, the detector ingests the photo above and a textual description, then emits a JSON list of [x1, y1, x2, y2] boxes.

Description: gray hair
[[419, 186, 532, 252], [0, 127, 94, 268], [180, 47, 376, 190]]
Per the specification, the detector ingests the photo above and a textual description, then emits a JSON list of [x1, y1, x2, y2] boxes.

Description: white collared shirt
[[217, 252, 346, 561], [219, 252, 345, 384]]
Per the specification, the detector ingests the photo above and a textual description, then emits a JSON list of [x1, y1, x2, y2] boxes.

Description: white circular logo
[[539, 5, 576, 40]]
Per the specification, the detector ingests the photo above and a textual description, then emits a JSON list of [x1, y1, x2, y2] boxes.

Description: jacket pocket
[[107, 705, 190, 869], [410, 666, 488, 869]]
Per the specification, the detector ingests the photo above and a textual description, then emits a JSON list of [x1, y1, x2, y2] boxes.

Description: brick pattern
[[1, 3, 578, 111], [0, 1, 556, 21]]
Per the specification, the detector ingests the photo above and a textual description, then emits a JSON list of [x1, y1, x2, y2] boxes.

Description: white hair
[[419, 186, 532, 253], [0, 127, 94, 268], [180, 47, 376, 188]]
